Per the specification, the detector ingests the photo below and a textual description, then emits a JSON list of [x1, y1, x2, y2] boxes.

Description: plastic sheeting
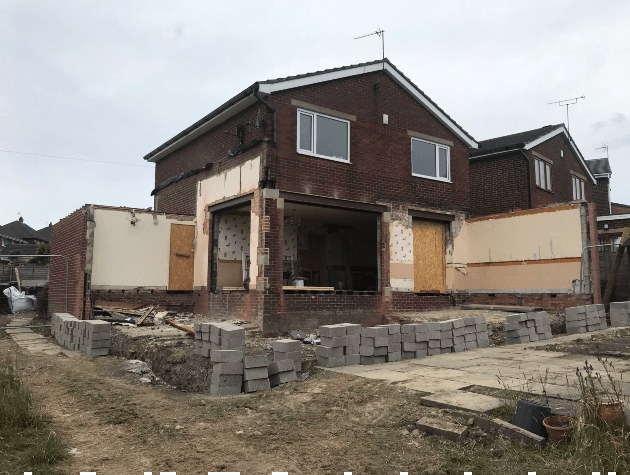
[[2, 286, 36, 313]]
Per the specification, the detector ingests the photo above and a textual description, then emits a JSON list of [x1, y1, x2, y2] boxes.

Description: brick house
[[145, 59, 482, 333], [469, 124, 599, 218]]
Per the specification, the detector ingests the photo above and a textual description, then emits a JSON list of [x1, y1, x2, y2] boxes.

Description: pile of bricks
[[401, 323, 429, 359], [51, 313, 111, 357], [243, 355, 270, 393], [194, 322, 246, 357], [610, 301, 630, 327], [359, 326, 389, 366], [210, 350, 244, 396], [505, 312, 553, 343], [565, 305, 608, 335], [272, 339, 303, 377], [379, 324, 402, 362], [268, 359, 298, 387]]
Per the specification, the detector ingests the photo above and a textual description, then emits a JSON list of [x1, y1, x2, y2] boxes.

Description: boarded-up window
[[168, 224, 195, 291], [412, 219, 447, 293]]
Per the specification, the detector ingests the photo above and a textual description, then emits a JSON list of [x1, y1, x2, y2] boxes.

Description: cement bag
[[2, 286, 36, 313]]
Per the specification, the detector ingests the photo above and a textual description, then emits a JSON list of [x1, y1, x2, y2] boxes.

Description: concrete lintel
[[407, 130, 455, 147], [263, 188, 280, 199], [291, 99, 357, 122]]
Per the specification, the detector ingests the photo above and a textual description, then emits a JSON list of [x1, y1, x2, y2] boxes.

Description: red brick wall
[[469, 153, 530, 217], [611, 203, 630, 215], [453, 292, 593, 311], [592, 177, 611, 217], [601, 217, 630, 231], [49, 207, 88, 318], [588, 203, 602, 304], [529, 134, 593, 209]]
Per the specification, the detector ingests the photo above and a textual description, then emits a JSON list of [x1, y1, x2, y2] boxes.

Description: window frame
[[572, 176, 586, 200], [410, 137, 451, 183], [534, 158, 552, 191], [296, 108, 351, 164]]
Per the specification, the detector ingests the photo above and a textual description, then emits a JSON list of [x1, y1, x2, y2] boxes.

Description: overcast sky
[[2, 0, 629, 230]]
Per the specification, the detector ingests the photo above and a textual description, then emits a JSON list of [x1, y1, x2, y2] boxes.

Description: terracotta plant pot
[[543, 415, 572, 442], [598, 399, 624, 423]]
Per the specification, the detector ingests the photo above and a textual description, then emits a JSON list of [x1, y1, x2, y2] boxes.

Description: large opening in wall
[[214, 205, 252, 290], [282, 203, 379, 292]]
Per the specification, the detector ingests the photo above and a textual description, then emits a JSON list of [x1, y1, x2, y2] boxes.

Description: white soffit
[[598, 214, 630, 221]]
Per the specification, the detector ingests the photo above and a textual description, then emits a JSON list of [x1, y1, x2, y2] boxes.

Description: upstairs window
[[572, 176, 585, 200], [411, 138, 450, 182], [297, 109, 350, 163], [535, 158, 552, 191]]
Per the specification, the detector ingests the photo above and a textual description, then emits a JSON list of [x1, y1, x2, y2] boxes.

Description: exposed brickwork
[[49, 207, 88, 318], [611, 202, 630, 214], [599, 217, 630, 232], [592, 177, 611, 217], [469, 153, 529, 217], [588, 203, 602, 304], [453, 292, 593, 311], [90, 289, 195, 314]]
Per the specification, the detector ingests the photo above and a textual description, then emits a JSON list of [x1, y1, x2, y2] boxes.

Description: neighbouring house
[[0, 217, 50, 251], [469, 124, 599, 218], [139, 59, 600, 333], [0, 218, 51, 287], [48, 205, 195, 319]]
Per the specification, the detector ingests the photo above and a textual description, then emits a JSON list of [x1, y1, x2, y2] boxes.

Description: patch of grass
[[0, 358, 66, 474]]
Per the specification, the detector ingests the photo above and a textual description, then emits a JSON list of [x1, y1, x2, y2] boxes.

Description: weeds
[[0, 357, 65, 474]]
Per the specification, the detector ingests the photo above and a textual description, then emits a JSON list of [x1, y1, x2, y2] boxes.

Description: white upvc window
[[411, 138, 450, 182], [297, 109, 350, 163], [572, 176, 585, 200], [535, 158, 551, 191]]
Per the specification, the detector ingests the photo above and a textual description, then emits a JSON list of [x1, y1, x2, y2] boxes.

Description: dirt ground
[[539, 326, 630, 356]]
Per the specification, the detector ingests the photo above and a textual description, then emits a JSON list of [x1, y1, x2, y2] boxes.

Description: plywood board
[[217, 260, 244, 288], [413, 220, 446, 293], [168, 224, 195, 291]]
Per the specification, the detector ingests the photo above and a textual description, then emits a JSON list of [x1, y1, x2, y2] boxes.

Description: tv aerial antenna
[[595, 143, 609, 159], [547, 95, 585, 131], [355, 28, 385, 90]]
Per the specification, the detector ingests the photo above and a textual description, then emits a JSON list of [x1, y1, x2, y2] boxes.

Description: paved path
[[325, 327, 630, 413], [5, 314, 79, 357]]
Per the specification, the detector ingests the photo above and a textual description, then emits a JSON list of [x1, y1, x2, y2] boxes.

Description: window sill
[[296, 149, 350, 165], [412, 173, 451, 184], [535, 186, 554, 194]]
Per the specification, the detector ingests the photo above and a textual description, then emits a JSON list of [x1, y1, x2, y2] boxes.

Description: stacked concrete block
[[427, 322, 442, 356], [505, 312, 552, 343], [273, 339, 302, 376], [194, 322, 246, 358], [565, 305, 607, 335], [210, 350, 244, 396], [268, 359, 297, 387], [439, 320, 454, 354], [242, 355, 270, 393], [400, 323, 428, 359], [610, 301, 630, 327], [359, 326, 389, 365], [377, 324, 401, 362], [51, 313, 110, 357], [339, 323, 361, 365]]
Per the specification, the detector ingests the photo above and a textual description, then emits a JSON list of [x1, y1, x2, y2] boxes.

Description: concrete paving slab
[[405, 367, 471, 379], [399, 376, 468, 393], [11, 333, 46, 341], [5, 328, 35, 334], [357, 369, 415, 383], [416, 416, 468, 442], [419, 390, 503, 414]]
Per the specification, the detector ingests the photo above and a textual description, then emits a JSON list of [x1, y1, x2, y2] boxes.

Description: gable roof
[[0, 220, 44, 242], [144, 58, 477, 163], [586, 158, 612, 176], [470, 124, 596, 184], [36, 226, 51, 243]]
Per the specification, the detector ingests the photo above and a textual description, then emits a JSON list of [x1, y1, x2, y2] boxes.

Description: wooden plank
[[413, 220, 446, 293], [168, 224, 195, 291], [167, 319, 195, 336], [15, 268, 21, 292], [603, 227, 630, 307], [136, 306, 155, 326], [283, 286, 335, 291], [217, 260, 244, 287], [460, 304, 543, 312], [94, 301, 146, 310]]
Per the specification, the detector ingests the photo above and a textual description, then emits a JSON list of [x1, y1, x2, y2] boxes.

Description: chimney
[[19, 216, 23, 223]]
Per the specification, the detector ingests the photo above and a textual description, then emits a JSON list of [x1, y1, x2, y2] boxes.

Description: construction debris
[[505, 312, 553, 343], [51, 313, 111, 356], [272, 338, 303, 376], [564, 305, 607, 335]]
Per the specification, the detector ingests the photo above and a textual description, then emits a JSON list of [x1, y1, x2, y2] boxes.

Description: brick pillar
[[588, 202, 602, 304], [380, 210, 391, 316], [256, 188, 284, 294]]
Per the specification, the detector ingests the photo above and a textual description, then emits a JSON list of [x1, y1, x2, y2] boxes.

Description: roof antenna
[[546, 95, 585, 132], [595, 143, 609, 159], [355, 28, 385, 90]]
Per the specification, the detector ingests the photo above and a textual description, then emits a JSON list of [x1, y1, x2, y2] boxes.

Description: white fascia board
[[259, 62, 478, 149], [523, 125, 597, 185], [597, 214, 630, 221], [469, 148, 520, 160], [593, 173, 611, 179], [147, 95, 259, 163]]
